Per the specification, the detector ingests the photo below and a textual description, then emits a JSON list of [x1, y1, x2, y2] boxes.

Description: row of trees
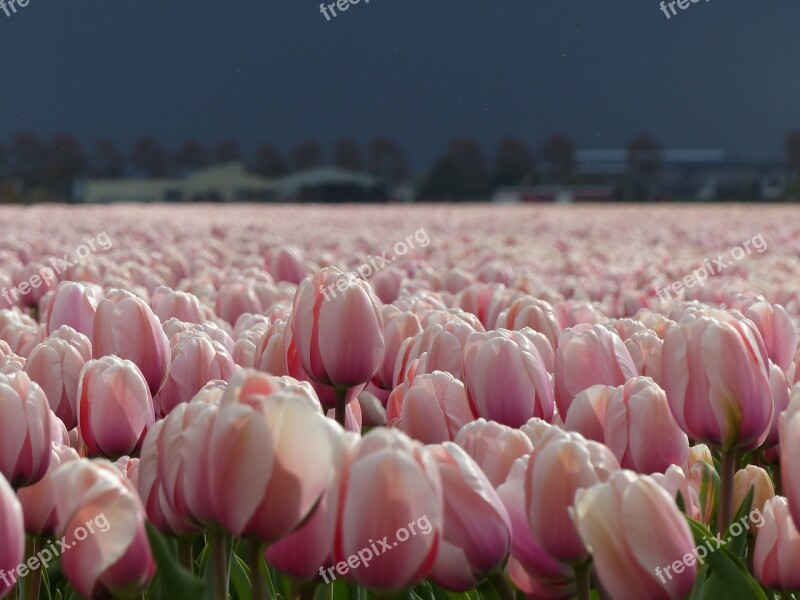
[[0, 134, 411, 194]]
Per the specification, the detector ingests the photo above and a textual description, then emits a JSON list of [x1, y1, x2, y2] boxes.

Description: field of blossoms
[[1, 203, 800, 600]]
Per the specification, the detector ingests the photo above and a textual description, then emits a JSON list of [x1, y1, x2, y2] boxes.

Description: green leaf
[[230, 553, 252, 600], [145, 524, 206, 600]]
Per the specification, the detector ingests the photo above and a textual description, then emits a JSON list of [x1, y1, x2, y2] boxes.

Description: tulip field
[[2, 202, 800, 600]]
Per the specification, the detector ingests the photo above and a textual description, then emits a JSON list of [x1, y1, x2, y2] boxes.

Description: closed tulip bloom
[[266, 425, 357, 580], [779, 395, 800, 528], [564, 385, 615, 443], [265, 245, 307, 284], [288, 268, 384, 389], [662, 309, 773, 451], [17, 443, 80, 536], [733, 465, 775, 516], [150, 286, 211, 324], [386, 370, 473, 444], [765, 362, 791, 447], [93, 290, 171, 394], [154, 332, 236, 417], [214, 281, 264, 325], [427, 443, 512, 591], [0, 473, 24, 598], [728, 295, 797, 371], [753, 496, 800, 591], [554, 324, 638, 417], [624, 329, 664, 385], [571, 470, 697, 600], [495, 296, 562, 350], [496, 457, 573, 583], [209, 391, 335, 542], [24, 333, 91, 430], [525, 428, 620, 563], [51, 459, 155, 599], [463, 329, 554, 428], [651, 464, 703, 522], [0, 370, 52, 487], [373, 308, 423, 391], [603, 377, 689, 474], [336, 429, 443, 591], [46, 281, 104, 338], [454, 419, 533, 488], [78, 357, 155, 459]]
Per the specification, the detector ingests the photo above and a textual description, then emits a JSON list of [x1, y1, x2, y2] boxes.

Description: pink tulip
[[209, 391, 336, 542], [462, 329, 554, 428], [765, 362, 791, 447], [265, 246, 307, 284], [372, 308, 423, 391], [0, 472, 24, 598], [495, 296, 562, 349], [427, 443, 512, 591], [77, 356, 155, 459], [525, 428, 619, 563], [335, 429, 443, 591], [93, 289, 171, 394], [266, 425, 357, 580], [51, 459, 155, 598], [728, 295, 797, 371], [46, 281, 103, 338], [454, 419, 533, 488], [288, 267, 384, 389], [779, 394, 800, 529], [571, 470, 697, 600], [24, 333, 92, 430], [496, 456, 573, 585], [651, 464, 703, 521], [662, 308, 773, 451], [733, 465, 775, 516], [753, 496, 800, 591], [554, 324, 637, 418], [603, 377, 689, 474], [0, 370, 52, 487], [386, 370, 473, 444], [215, 281, 263, 326], [564, 385, 615, 443], [150, 286, 211, 324], [16, 443, 80, 536], [154, 332, 236, 417]]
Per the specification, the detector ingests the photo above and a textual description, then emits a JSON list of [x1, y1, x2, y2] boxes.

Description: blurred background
[[0, 1, 798, 204]]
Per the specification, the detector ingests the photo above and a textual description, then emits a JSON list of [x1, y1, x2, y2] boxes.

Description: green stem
[[247, 539, 269, 600], [488, 572, 514, 600], [22, 536, 42, 600], [334, 386, 348, 428], [211, 530, 232, 600], [574, 562, 591, 600], [178, 538, 194, 574], [718, 450, 738, 535]]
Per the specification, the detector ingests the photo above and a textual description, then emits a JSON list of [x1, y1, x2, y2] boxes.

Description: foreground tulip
[[462, 329, 554, 427], [92, 290, 171, 394], [51, 459, 155, 599], [209, 391, 335, 542], [46, 281, 103, 339], [427, 443, 512, 591], [603, 377, 689, 474], [571, 470, 697, 600], [753, 496, 800, 592], [454, 419, 534, 488], [779, 394, 800, 529], [662, 308, 773, 452], [525, 428, 619, 563], [0, 472, 25, 598], [554, 324, 638, 418], [288, 267, 384, 424], [0, 370, 52, 487], [77, 357, 155, 459], [335, 429, 442, 591], [24, 332, 92, 430], [16, 443, 80, 536]]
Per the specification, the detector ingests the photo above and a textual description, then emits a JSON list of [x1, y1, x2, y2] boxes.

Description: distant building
[[75, 163, 386, 204], [492, 185, 615, 204], [276, 166, 386, 202]]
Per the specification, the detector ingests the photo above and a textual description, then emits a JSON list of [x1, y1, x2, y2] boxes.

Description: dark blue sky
[[1, 1, 798, 170]]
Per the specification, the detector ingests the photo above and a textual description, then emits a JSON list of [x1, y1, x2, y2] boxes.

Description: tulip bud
[[733, 465, 775, 516], [753, 496, 800, 591], [454, 419, 533, 488]]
